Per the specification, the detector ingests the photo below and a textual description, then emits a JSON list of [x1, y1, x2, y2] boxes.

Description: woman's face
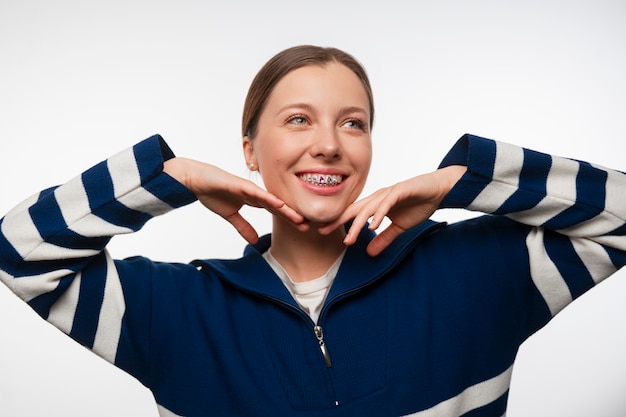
[[244, 62, 372, 225]]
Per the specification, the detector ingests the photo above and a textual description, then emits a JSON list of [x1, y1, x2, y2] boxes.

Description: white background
[[1, 1, 625, 416]]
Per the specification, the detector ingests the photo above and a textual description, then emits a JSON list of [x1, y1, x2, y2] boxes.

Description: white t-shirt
[[262, 249, 346, 324]]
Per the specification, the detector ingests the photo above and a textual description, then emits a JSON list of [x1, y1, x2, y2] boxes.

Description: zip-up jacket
[[1, 134, 624, 416]]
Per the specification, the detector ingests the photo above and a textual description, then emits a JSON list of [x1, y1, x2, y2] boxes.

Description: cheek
[[356, 145, 373, 172]]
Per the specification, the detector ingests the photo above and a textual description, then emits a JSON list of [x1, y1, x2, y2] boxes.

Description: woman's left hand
[[318, 165, 466, 256]]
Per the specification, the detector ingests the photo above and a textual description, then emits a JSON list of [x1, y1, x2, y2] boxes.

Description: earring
[[249, 162, 255, 170]]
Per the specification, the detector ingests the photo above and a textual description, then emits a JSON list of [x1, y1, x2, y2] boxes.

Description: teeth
[[299, 173, 343, 186]]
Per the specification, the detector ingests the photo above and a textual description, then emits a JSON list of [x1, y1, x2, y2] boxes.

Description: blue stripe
[[439, 135, 495, 208], [605, 246, 626, 270], [133, 135, 172, 184], [12, 257, 88, 277], [28, 275, 75, 319], [608, 223, 626, 236], [544, 162, 606, 229], [494, 148, 551, 214], [0, 219, 22, 272], [83, 160, 115, 211], [44, 229, 110, 251], [543, 232, 595, 300], [37, 186, 58, 200], [438, 133, 472, 167], [20, 181, 112, 252], [134, 135, 196, 208], [92, 200, 152, 231], [28, 190, 67, 241], [576, 161, 608, 208], [70, 252, 108, 348], [468, 135, 497, 179], [142, 174, 197, 209], [82, 158, 152, 230]]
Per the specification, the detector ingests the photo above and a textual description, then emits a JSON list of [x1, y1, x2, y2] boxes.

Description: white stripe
[[55, 174, 134, 236], [25, 242, 99, 262], [559, 164, 626, 237], [108, 142, 174, 218], [4, 191, 40, 218], [157, 404, 184, 417], [560, 212, 625, 240], [492, 141, 525, 180], [507, 156, 579, 226], [47, 271, 82, 334], [10, 268, 74, 302], [1, 201, 43, 259], [70, 213, 134, 237], [107, 145, 142, 199], [55, 174, 91, 226], [506, 196, 567, 227], [570, 238, 617, 285], [402, 366, 513, 417], [467, 142, 523, 213], [593, 234, 626, 254], [526, 228, 572, 316], [0, 268, 12, 289], [546, 156, 579, 203], [118, 186, 174, 217], [601, 164, 626, 219], [92, 252, 125, 363]]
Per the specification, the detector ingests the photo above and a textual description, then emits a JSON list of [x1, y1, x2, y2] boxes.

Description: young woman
[[1, 45, 624, 417]]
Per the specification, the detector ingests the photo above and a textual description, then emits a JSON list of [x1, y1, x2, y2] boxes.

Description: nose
[[309, 124, 342, 160]]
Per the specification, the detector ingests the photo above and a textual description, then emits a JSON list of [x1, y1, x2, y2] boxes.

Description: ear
[[243, 136, 257, 171]]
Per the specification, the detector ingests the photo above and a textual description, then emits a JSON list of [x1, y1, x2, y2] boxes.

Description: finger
[[224, 212, 259, 244], [318, 199, 368, 239], [368, 193, 398, 230], [344, 189, 394, 243], [317, 204, 360, 236], [344, 203, 376, 244], [239, 183, 307, 226], [366, 223, 406, 257], [241, 186, 286, 210], [271, 202, 306, 225]]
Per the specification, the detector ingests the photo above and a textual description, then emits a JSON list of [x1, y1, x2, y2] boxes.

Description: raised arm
[[438, 134, 626, 315], [0, 135, 196, 363]]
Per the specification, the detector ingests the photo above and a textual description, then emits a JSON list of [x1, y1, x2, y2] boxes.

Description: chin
[[298, 208, 341, 225], [299, 196, 356, 223]]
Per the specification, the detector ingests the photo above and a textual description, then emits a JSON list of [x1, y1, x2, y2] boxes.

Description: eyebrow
[[277, 103, 369, 116]]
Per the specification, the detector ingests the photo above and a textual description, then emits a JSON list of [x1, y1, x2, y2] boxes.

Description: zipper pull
[[314, 325, 332, 368]]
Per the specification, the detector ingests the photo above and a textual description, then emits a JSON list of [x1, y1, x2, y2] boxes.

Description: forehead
[[265, 63, 370, 112]]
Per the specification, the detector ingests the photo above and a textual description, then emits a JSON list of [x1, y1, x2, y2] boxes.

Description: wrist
[[439, 165, 466, 192], [434, 165, 466, 204], [163, 157, 193, 189]]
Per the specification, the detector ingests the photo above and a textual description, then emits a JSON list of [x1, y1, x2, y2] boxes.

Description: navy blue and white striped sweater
[[1, 134, 624, 416]]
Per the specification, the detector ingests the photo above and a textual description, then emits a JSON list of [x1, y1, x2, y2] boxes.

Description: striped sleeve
[[439, 134, 626, 316], [0, 135, 196, 362]]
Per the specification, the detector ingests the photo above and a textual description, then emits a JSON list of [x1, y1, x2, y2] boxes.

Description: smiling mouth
[[298, 173, 344, 186]]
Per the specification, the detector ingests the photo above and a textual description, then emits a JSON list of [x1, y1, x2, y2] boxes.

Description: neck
[[269, 216, 348, 283]]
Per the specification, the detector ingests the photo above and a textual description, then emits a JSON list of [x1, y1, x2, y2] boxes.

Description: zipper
[[314, 324, 339, 405], [257, 296, 339, 404], [195, 226, 446, 408], [314, 325, 332, 368]]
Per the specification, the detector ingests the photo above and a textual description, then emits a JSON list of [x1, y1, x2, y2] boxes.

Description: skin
[[164, 62, 466, 281]]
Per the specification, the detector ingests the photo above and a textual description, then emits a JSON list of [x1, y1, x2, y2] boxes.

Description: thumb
[[366, 223, 405, 257]]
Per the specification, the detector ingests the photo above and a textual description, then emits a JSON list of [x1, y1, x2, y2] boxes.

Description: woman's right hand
[[164, 157, 307, 244]]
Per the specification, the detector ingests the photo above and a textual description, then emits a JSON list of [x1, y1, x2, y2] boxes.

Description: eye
[[342, 118, 366, 131], [286, 115, 309, 125]]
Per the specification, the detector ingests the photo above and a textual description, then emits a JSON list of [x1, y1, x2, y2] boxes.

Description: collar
[[193, 220, 446, 309]]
